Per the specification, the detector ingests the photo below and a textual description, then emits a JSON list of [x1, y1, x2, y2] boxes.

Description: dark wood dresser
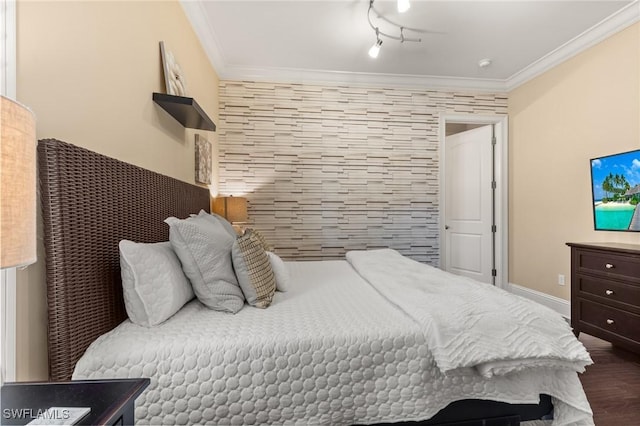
[[567, 242, 640, 354]]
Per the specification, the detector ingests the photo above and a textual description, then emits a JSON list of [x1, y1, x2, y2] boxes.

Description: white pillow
[[164, 214, 245, 313], [119, 240, 194, 327], [266, 251, 290, 292]]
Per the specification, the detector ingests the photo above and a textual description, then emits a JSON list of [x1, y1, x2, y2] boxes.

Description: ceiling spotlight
[[478, 58, 492, 68], [369, 39, 382, 58], [397, 0, 410, 13], [365, 0, 422, 58]]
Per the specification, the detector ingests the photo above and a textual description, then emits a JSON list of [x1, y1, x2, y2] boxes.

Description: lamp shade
[[212, 196, 248, 223], [1, 96, 37, 269]]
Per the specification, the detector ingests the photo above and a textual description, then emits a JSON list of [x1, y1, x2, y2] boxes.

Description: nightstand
[[1, 378, 149, 426]]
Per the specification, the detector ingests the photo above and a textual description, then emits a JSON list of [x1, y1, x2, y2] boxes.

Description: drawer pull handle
[[605, 263, 614, 269], [606, 319, 615, 325], [605, 289, 614, 296]]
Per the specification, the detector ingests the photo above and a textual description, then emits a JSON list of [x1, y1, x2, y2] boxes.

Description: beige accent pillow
[[232, 229, 276, 308], [249, 228, 272, 252]]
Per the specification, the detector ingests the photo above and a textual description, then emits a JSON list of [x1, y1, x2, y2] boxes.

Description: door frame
[[438, 114, 509, 289]]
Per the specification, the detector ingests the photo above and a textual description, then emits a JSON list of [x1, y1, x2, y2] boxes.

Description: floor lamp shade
[[1, 96, 37, 268]]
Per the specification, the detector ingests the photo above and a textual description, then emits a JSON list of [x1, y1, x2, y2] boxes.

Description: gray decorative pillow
[[195, 209, 237, 238], [119, 240, 194, 327], [232, 229, 276, 308], [165, 214, 244, 313]]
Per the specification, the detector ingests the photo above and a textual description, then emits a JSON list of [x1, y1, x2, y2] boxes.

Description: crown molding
[[218, 65, 509, 93], [182, 0, 639, 93], [179, 0, 228, 79], [505, 1, 640, 91]]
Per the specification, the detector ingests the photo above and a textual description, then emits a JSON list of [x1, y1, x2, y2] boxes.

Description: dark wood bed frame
[[38, 139, 552, 425]]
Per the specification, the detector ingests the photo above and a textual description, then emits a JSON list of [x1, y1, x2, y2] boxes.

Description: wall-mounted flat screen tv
[[590, 149, 640, 232]]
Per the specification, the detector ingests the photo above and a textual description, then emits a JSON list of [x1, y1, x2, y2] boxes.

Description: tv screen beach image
[[591, 149, 640, 231]]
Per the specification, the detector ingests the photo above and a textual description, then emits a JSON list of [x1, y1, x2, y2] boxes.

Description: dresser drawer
[[577, 275, 640, 311], [576, 249, 640, 282], [578, 299, 640, 343]]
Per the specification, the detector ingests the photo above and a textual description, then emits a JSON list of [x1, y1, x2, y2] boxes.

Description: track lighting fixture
[[368, 38, 383, 58], [367, 0, 422, 58]]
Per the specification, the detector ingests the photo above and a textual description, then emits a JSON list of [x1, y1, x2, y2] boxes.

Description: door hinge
[[492, 269, 497, 277], [491, 225, 497, 233], [491, 181, 496, 189], [492, 136, 497, 145]]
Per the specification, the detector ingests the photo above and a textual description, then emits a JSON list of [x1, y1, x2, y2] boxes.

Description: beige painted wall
[[508, 23, 639, 300], [16, 0, 219, 380]]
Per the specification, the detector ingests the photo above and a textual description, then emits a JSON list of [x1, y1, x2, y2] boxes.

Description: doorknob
[[445, 225, 450, 230]]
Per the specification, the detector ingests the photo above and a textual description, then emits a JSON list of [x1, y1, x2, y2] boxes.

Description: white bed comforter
[[74, 258, 594, 425], [346, 249, 593, 378]]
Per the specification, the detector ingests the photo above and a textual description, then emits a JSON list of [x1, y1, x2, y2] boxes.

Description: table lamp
[[212, 195, 248, 234]]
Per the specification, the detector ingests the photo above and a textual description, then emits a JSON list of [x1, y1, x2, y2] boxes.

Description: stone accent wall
[[218, 81, 507, 263]]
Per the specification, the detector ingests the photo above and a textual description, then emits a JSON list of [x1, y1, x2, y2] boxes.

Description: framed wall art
[[195, 134, 212, 185], [160, 41, 188, 96]]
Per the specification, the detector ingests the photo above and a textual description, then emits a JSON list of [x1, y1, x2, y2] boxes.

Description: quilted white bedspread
[[73, 259, 593, 425], [346, 249, 593, 377]]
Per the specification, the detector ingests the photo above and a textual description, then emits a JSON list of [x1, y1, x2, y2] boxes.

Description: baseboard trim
[[507, 283, 570, 319]]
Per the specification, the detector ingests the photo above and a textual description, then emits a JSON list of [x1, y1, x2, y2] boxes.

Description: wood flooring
[[578, 333, 640, 425]]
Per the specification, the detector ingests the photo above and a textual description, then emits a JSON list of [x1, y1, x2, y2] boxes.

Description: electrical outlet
[[558, 274, 565, 286]]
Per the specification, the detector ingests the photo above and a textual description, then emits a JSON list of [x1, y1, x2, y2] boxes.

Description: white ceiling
[[181, 0, 639, 91]]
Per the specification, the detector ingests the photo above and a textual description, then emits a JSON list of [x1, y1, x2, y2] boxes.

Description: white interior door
[[444, 125, 493, 284]]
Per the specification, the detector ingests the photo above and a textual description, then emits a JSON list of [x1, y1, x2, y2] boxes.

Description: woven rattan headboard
[[38, 139, 210, 381]]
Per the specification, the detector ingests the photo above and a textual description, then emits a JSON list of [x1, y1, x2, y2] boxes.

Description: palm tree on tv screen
[[601, 173, 631, 202]]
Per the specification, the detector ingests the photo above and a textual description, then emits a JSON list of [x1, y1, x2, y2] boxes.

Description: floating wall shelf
[[152, 92, 216, 131]]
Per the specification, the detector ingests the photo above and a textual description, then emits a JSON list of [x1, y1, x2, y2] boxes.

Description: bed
[[38, 139, 594, 425]]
